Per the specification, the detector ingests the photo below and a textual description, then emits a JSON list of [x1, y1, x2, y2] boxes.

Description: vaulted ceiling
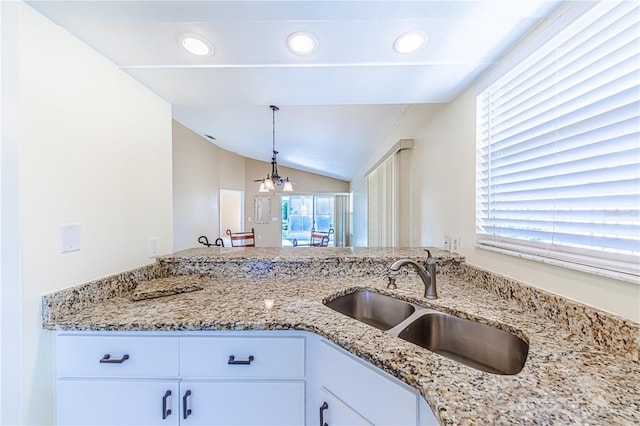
[[26, 0, 564, 180]]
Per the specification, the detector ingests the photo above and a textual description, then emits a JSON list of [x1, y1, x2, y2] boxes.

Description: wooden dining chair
[[226, 228, 256, 247], [310, 228, 334, 247]]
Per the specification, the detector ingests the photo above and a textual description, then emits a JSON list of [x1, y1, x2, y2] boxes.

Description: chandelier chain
[[257, 105, 292, 192], [272, 105, 277, 154]]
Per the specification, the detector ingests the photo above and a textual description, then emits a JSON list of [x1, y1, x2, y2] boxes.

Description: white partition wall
[[8, 4, 173, 424]]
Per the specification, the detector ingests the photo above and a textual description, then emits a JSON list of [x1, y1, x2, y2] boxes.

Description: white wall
[[1, 2, 24, 424], [351, 89, 640, 322], [6, 4, 173, 424], [172, 120, 246, 251]]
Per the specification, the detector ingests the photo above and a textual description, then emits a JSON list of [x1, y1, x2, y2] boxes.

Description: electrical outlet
[[444, 235, 451, 252], [148, 238, 159, 258], [451, 236, 461, 253]]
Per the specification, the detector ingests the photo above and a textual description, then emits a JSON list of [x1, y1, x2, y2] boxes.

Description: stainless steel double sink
[[325, 290, 529, 375]]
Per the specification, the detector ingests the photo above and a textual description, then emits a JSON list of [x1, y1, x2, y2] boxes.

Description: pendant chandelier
[[257, 105, 294, 192]]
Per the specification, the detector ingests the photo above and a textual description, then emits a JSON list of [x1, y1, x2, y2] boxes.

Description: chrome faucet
[[387, 250, 437, 299]]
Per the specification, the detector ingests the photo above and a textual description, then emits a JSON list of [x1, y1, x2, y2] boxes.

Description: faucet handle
[[387, 276, 397, 290]]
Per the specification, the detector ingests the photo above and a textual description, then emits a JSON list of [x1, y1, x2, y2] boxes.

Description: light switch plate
[[148, 238, 159, 258], [61, 224, 81, 253]]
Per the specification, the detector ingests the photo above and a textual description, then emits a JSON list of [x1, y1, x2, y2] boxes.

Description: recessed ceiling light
[[287, 32, 318, 55], [393, 31, 427, 54], [180, 34, 213, 56]]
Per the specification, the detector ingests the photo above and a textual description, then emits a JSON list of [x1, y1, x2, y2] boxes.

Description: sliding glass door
[[281, 195, 335, 247]]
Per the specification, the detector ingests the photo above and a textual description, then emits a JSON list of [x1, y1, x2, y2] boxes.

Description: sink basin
[[398, 313, 529, 375], [325, 290, 529, 375], [325, 290, 415, 331]]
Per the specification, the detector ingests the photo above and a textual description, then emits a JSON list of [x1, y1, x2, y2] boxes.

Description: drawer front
[[180, 336, 305, 378], [57, 335, 179, 378]]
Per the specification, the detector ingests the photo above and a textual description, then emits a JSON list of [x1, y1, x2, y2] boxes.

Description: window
[[476, 1, 639, 281]]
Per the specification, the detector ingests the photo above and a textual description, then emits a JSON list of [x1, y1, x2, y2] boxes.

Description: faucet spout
[[388, 252, 437, 299]]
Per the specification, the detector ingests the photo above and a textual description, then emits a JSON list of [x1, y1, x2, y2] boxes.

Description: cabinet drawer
[[180, 336, 305, 378], [57, 334, 179, 378]]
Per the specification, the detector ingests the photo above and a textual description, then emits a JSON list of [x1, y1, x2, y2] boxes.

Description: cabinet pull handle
[[319, 401, 329, 426], [99, 354, 130, 364], [183, 390, 192, 419], [228, 355, 254, 365], [162, 390, 172, 419]]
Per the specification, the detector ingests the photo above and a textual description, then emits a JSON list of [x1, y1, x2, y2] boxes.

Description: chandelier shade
[[255, 105, 294, 192]]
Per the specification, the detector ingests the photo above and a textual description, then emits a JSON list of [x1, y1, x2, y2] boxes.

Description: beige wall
[[173, 124, 346, 249], [3, 4, 174, 424], [244, 158, 349, 247], [172, 120, 245, 251], [220, 189, 243, 244], [351, 89, 640, 322]]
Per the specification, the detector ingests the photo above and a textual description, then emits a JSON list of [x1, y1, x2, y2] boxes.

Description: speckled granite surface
[[41, 263, 168, 321], [158, 246, 465, 279], [130, 274, 205, 301], [42, 247, 640, 425], [457, 262, 640, 363]]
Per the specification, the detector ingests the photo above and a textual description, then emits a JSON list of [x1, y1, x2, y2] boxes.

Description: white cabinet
[[178, 335, 306, 425], [318, 386, 373, 426], [180, 381, 304, 425], [56, 334, 181, 425], [418, 396, 440, 426], [55, 331, 437, 426], [56, 334, 179, 378], [180, 336, 305, 379], [55, 332, 305, 426], [57, 379, 179, 425], [316, 339, 418, 426]]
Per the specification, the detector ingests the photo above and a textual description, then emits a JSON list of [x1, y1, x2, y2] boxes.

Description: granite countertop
[[43, 247, 640, 425]]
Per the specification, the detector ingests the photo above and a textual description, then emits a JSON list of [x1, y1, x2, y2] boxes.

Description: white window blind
[[368, 154, 399, 247], [476, 1, 640, 281]]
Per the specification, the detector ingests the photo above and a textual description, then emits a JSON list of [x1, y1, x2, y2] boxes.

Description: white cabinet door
[[318, 387, 373, 426], [180, 380, 305, 426], [57, 379, 179, 426], [317, 340, 417, 426], [418, 396, 440, 426]]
